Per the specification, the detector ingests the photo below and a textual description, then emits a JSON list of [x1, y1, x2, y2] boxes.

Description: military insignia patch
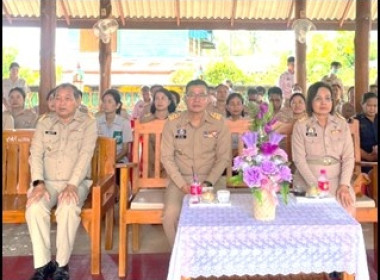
[[168, 112, 181, 120], [209, 112, 222, 120], [175, 128, 187, 139], [203, 130, 219, 138], [306, 125, 317, 137]]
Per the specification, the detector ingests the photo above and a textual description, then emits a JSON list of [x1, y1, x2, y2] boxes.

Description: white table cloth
[[167, 193, 369, 280]]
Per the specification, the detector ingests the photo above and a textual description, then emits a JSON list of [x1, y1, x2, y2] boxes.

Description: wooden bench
[[2, 129, 117, 275]]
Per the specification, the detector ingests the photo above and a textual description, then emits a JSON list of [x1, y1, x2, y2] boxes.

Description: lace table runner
[[167, 193, 369, 280]]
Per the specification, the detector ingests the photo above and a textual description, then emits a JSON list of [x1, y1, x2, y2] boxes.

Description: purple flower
[[264, 123, 272, 134], [257, 103, 269, 119], [273, 148, 288, 161], [242, 147, 257, 157], [243, 166, 263, 187], [260, 160, 278, 175], [268, 132, 285, 145], [233, 156, 244, 170], [260, 142, 278, 155], [241, 132, 258, 149], [278, 165, 292, 182]]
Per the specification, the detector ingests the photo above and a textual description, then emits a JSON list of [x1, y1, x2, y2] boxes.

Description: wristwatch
[[32, 180, 44, 187], [202, 181, 213, 187]]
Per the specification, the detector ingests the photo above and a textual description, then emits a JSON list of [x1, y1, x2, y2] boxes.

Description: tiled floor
[[2, 213, 377, 280]]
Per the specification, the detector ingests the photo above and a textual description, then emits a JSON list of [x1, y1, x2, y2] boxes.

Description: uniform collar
[[98, 113, 123, 125], [310, 113, 338, 125], [182, 110, 214, 126], [50, 109, 85, 124]]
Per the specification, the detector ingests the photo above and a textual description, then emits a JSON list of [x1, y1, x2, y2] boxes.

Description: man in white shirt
[[3, 62, 31, 110], [278, 56, 295, 102]]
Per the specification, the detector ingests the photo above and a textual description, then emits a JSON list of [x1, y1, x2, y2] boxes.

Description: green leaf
[[227, 173, 243, 186], [280, 182, 290, 205]]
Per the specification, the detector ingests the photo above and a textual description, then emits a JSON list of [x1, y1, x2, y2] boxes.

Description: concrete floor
[[2, 205, 374, 257]]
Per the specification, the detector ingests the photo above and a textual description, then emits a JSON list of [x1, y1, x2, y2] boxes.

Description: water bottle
[[190, 175, 201, 204], [317, 169, 330, 196]]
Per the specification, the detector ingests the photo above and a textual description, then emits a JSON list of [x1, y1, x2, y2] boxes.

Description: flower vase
[[252, 190, 276, 221]]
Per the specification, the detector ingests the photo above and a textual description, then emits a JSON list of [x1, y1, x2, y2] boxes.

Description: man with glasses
[[161, 79, 231, 247]]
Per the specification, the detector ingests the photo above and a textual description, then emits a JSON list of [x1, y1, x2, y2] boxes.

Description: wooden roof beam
[[231, 0, 237, 27], [339, 0, 353, 28], [175, 0, 180, 26], [2, 1, 12, 24], [287, 0, 294, 28], [59, 0, 70, 26], [117, 0, 125, 26]]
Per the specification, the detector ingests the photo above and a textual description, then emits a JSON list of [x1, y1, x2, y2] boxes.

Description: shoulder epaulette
[[298, 116, 308, 122], [168, 112, 181, 121], [37, 112, 49, 121], [335, 112, 345, 120], [209, 111, 222, 120]]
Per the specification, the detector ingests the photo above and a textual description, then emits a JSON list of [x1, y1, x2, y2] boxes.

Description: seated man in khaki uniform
[[161, 79, 231, 247], [26, 83, 98, 280]]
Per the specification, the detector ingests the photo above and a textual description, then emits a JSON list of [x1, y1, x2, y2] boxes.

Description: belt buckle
[[323, 157, 331, 165]]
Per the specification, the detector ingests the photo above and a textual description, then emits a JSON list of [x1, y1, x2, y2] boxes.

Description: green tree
[[204, 59, 246, 86], [2, 47, 18, 78], [170, 67, 196, 85]]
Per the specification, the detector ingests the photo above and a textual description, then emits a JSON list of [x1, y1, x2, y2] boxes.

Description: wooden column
[[39, 0, 56, 114], [99, 0, 112, 103], [294, 0, 307, 94], [354, 0, 371, 112]]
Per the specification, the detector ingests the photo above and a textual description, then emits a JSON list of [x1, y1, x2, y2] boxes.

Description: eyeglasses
[[186, 93, 208, 100]]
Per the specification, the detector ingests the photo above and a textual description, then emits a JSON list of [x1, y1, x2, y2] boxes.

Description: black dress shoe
[[52, 264, 69, 280], [29, 260, 58, 280]]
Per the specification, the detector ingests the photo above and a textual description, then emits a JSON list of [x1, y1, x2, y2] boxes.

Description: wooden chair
[[118, 119, 167, 277], [225, 119, 251, 189], [348, 119, 378, 270], [2, 129, 117, 275]]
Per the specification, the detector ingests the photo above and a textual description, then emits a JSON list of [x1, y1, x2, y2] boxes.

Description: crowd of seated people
[[2, 65, 378, 278]]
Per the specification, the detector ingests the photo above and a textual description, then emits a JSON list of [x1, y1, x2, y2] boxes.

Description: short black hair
[[9, 62, 20, 69], [287, 56, 295, 63], [306, 81, 335, 116], [331, 61, 342, 68], [169, 90, 181, 105], [268, 86, 283, 98], [185, 79, 208, 94], [361, 92, 378, 104], [289, 92, 306, 105], [256, 86, 266, 95], [55, 83, 82, 100], [247, 87, 258, 96]]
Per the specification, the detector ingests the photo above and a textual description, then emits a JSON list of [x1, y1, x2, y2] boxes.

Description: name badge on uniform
[[175, 128, 187, 139], [203, 130, 218, 138], [45, 130, 57, 135], [331, 126, 342, 134], [305, 126, 317, 137]]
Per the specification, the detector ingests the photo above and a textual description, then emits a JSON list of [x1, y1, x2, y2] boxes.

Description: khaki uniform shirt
[[278, 70, 294, 100], [161, 111, 231, 188], [30, 110, 98, 188], [292, 114, 354, 190], [2, 78, 30, 102], [12, 109, 38, 129], [2, 111, 14, 130], [209, 104, 227, 117]]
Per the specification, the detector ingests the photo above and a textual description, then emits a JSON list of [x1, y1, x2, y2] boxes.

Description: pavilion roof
[[2, 0, 378, 30]]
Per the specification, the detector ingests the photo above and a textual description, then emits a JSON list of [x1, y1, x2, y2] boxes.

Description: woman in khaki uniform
[[8, 87, 37, 128], [292, 81, 355, 216], [140, 87, 176, 177]]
